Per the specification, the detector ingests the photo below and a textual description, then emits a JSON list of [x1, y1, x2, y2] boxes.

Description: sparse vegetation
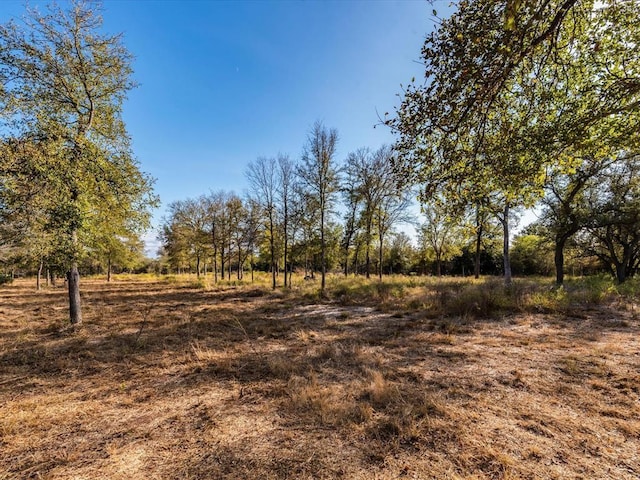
[[1, 275, 639, 479]]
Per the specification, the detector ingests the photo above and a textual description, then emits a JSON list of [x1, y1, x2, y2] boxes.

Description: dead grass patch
[[1, 276, 639, 479]]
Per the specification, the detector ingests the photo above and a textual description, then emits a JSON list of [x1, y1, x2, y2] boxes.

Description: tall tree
[[239, 197, 262, 282], [277, 154, 296, 287], [343, 148, 372, 275], [246, 157, 278, 289], [340, 153, 363, 276], [0, 1, 156, 324], [298, 121, 340, 294], [204, 190, 230, 283], [542, 155, 613, 284], [370, 146, 412, 280]]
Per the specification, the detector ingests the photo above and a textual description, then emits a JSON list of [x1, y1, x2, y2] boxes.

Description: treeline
[[160, 1, 640, 288], [159, 123, 414, 292], [159, 120, 633, 286]]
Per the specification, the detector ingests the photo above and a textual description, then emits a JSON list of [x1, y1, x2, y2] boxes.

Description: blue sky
[[0, 0, 452, 254]]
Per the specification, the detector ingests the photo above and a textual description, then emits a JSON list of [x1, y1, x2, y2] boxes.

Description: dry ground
[[0, 276, 639, 479]]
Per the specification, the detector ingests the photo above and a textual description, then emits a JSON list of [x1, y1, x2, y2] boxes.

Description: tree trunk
[[615, 265, 627, 283], [554, 234, 567, 285], [474, 223, 483, 279], [378, 230, 384, 280], [283, 206, 289, 288], [107, 256, 112, 282], [214, 253, 218, 283], [354, 242, 360, 276], [343, 219, 355, 278], [228, 239, 232, 281], [502, 204, 512, 285], [270, 213, 276, 289], [212, 222, 218, 284], [320, 205, 326, 293], [615, 245, 633, 284], [220, 243, 225, 281], [68, 263, 82, 325], [343, 241, 349, 277], [365, 217, 372, 279], [37, 260, 43, 291]]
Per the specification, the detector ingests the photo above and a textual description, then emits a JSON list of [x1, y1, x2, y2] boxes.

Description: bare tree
[[297, 121, 340, 294], [340, 156, 363, 276], [246, 157, 278, 289], [277, 154, 296, 287], [344, 145, 412, 279]]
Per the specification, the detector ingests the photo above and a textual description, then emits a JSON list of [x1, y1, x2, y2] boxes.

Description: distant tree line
[[161, 0, 640, 288], [159, 122, 417, 294]]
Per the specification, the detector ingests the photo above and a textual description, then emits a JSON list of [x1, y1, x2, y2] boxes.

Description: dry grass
[[1, 274, 639, 479]]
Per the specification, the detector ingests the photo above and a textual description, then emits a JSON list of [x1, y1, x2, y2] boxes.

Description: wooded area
[[1, 1, 640, 324], [1, 1, 640, 479]]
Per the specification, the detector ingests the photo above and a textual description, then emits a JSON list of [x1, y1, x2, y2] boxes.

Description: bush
[[0, 274, 13, 285]]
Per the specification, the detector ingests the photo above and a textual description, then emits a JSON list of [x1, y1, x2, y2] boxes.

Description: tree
[[419, 198, 463, 277], [239, 197, 262, 282], [511, 233, 554, 276], [342, 145, 411, 279], [370, 146, 413, 280], [223, 193, 244, 280], [465, 200, 498, 279], [343, 148, 376, 277], [246, 157, 278, 289], [161, 198, 209, 277], [389, 1, 639, 161], [0, 137, 57, 289], [277, 154, 296, 287], [227, 195, 248, 280], [298, 121, 340, 293], [581, 154, 640, 283], [0, 1, 156, 324], [340, 152, 364, 276], [541, 155, 612, 284], [204, 190, 229, 283], [385, 232, 415, 275]]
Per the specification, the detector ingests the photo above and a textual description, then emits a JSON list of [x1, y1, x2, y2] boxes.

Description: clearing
[[1, 277, 639, 479]]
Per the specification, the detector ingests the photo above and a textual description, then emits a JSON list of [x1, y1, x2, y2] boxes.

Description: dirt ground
[[1, 277, 639, 479]]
